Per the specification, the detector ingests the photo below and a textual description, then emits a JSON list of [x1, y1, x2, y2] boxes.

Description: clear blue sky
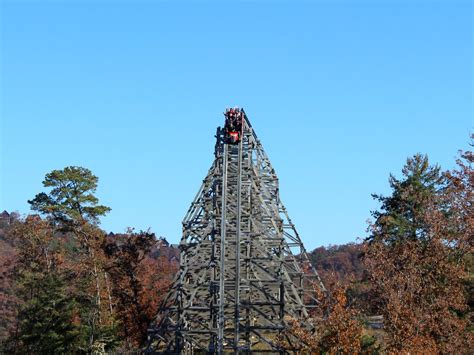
[[1, 1, 472, 251]]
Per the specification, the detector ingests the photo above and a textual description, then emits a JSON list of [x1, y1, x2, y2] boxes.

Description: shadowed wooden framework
[[149, 109, 324, 353]]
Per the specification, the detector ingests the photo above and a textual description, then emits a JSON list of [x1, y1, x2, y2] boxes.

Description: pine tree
[[3, 217, 84, 354], [368, 153, 444, 244], [14, 273, 82, 354], [363, 153, 472, 353], [27, 166, 117, 352], [28, 166, 110, 226]]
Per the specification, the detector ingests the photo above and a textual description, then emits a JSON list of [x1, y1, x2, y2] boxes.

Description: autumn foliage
[[0, 145, 472, 353], [363, 152, 473, 353], [0, 167, 177, 353], [104, 230, 176, 349], [279, 276, 363, 353]]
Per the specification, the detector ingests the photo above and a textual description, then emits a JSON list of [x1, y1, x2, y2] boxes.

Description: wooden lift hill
[[149, 108, 324, 354]]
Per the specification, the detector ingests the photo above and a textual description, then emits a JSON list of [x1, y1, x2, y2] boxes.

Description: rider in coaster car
[[225, 108, 241, 144]]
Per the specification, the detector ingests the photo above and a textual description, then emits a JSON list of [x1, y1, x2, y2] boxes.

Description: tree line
[[0, 167, 176, 353], [298, 150, 473, 353], [0, 144, 472, 353]]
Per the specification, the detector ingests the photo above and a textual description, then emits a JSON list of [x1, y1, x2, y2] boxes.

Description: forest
[[0, 145, 472, 354]]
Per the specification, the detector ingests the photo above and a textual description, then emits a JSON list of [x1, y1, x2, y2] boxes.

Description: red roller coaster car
[[224, 108, 243, 144]]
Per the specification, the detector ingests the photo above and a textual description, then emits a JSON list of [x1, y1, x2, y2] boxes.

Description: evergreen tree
[[369, 153, 444, 244], [28, 166, 110, 226], [27, 167, 117, 352], [14, 273, 82, 354], [363, 153, 471, 353], [3, 217, 84, 354]]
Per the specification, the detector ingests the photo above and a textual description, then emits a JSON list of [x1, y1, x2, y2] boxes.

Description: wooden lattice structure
[[149, 108, 324, 353]]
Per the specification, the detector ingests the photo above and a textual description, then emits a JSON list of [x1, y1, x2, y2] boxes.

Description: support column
[[218, 143, 228, 353]]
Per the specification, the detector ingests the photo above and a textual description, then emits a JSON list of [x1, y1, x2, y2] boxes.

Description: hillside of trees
[[0, 144, 472, 353]]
